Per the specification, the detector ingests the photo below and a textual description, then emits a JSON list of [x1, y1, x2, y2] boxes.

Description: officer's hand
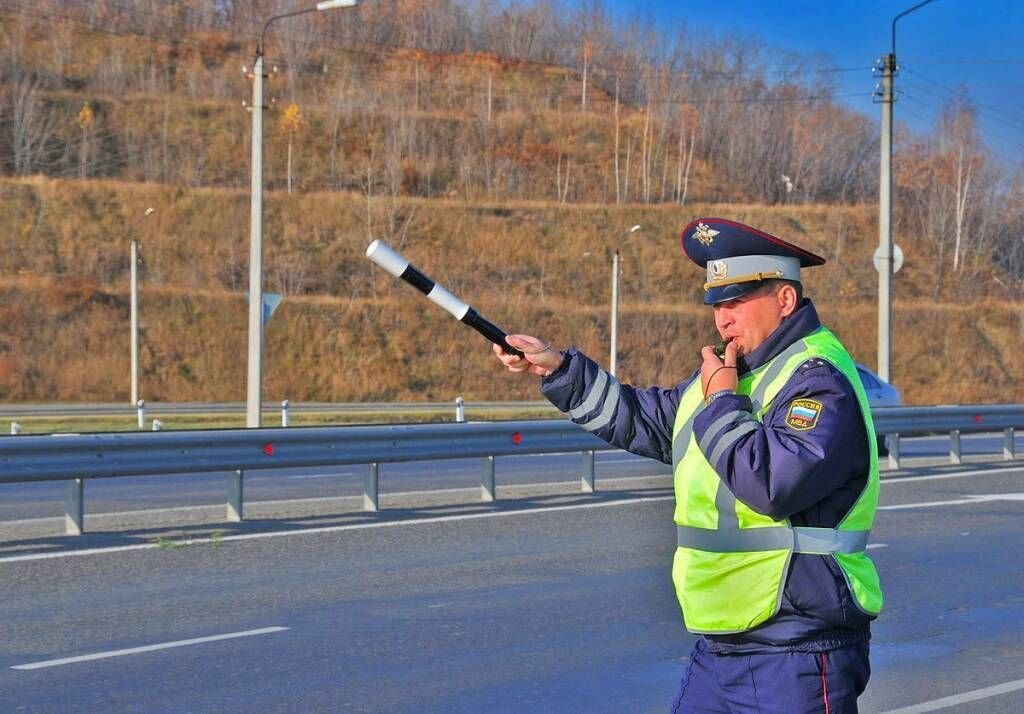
[[493, 334, 564, 377], [700, 340, 739, 397]]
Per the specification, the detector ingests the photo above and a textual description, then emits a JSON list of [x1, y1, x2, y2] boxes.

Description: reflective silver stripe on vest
[[578, 378, 621, 432], [715, 480, 739, 531], [568, 369, 609, 419], [747, 337, 811, 413], [672, 408, 698, 469], [677, 525, 870, 554]]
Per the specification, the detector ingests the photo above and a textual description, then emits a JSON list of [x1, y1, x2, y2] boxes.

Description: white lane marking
[[879, 493, 1024, 511], [867, 543, 888, 549], [11, 627, 288, 671], [881, 465, 1024, 484], [0, 495, 676, 564], [881, 676, 1024, 713]]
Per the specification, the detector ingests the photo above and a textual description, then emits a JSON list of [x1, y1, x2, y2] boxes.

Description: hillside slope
[[1, 178, 1021, 406]]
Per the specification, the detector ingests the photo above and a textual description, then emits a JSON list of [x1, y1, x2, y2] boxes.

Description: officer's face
[[712, 283, 795, 355]]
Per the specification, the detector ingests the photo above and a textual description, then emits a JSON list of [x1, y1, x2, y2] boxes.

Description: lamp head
[[317, 0, 357, 9]]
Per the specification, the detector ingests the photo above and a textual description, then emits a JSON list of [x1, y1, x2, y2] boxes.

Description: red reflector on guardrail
[[974, 415, 982, 423], [512, 432, 522, 445], [263, 443, 275, 455]]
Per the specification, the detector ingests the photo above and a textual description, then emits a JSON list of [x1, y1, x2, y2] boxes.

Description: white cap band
[[705, 254, 801, 288]]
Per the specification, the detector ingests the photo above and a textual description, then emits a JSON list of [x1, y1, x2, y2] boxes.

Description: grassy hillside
[[1, 177, 1022, 406]]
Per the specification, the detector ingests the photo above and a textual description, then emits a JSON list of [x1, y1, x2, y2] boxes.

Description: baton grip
[[463, 309, 524, 358]]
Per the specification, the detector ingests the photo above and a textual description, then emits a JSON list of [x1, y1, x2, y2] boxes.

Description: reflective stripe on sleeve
[[697, 410, 755, 456], [707, 420, 759, 466], [568, 370, 609, 419], [578, 378, 621, 432]]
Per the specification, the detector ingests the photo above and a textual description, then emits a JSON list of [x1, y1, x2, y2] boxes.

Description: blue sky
[[604, 1, 1024, 167]]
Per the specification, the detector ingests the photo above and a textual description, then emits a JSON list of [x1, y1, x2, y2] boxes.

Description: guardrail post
[[227, 470, 244, 522], [136, 399, 146, 430], [481, 455, 495, 502], [949, 429, 961, 465], [364, 463, 379, 512], [888, 434, 900, 470], [281, 400, 290, 427], [65, 478, 84, 535], [581, 450, 595, 493], [10, 421, 20, 435], [455, 396, 465, 423], [1005, 428, 1016, 460]]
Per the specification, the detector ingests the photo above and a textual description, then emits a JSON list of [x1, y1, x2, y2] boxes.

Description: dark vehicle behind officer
[[493, 218, 883, 713]]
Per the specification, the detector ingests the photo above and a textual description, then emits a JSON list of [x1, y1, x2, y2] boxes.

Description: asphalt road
[[0, 433, 1020, 524], [2, 460, 1024, 712]]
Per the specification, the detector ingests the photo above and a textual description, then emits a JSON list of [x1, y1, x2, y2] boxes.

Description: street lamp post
[[876, 0, 938, 384], [129, 206, 155, 405], [246, 0, 358, 428], [610, 224, 641, 376]]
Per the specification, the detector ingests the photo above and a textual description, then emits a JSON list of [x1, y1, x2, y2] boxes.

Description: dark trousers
[[671, 638, 870, 713]]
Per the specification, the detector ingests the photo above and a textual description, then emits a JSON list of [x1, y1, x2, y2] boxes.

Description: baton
[[365, 240, 525, 358]]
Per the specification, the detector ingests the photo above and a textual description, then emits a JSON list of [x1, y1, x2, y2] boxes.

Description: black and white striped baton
[[365, 240, 524, 358]]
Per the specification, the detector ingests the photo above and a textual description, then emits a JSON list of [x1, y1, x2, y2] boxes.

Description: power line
[[901, 79, 1024, 134], [903, 66, 1024, 130], [901, 93, 1024, 153]]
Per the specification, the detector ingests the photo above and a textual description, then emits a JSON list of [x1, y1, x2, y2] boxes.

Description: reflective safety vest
[[671, 327, 883, 634]]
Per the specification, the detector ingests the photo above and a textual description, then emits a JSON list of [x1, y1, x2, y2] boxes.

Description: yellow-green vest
[[671, 327, 883, 634]]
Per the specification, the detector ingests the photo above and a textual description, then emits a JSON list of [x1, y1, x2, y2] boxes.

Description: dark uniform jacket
[[540, 300, 874, 653]]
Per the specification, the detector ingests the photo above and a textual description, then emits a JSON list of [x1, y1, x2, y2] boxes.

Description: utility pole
[[129, 207, 153, 405], [246, 0, 358, 429], [610, 248, 619, 375], [610, 225, 641, 376], [130, 238, 140, 404], [877, 0, 938, 385], [246, 48, 266, 428], [876, 52, 895, 384]]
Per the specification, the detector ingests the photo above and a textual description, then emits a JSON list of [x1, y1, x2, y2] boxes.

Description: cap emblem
[[708, 260, 728, 282], [695, 222, 720, 246]]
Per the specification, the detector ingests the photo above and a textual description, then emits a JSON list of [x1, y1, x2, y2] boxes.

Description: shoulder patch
[[786, 398, 822, 430]]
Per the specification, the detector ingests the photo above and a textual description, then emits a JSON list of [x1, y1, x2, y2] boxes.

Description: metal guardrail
[[873, 405, 1022, 469], [0, 420, 611, 535], [0, 406, 1020, 536]]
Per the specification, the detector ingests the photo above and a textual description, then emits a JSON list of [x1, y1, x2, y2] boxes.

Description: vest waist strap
[[676, 525, 870, 554]]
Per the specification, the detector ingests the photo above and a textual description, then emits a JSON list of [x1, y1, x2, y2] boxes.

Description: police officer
[[493, 217, 882, 713]]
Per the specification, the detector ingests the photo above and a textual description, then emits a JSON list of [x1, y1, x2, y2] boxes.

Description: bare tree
[[8, 76, 60, 176]]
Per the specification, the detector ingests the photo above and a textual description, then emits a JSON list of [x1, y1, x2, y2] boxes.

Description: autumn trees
[[0, 0, 1019, 298]]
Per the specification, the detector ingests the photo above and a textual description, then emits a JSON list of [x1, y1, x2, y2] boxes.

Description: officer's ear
[[776, 282, 800, 317]]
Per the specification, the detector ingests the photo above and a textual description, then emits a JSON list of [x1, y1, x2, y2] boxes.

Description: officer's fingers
[[493, 342, 525, 370], [723, 340, 740, 367], [699, 345, 721, 366], [505, 333, 544, 353]]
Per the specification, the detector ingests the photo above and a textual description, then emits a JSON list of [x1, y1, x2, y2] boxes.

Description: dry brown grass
[[1, 178, 1020, 406]]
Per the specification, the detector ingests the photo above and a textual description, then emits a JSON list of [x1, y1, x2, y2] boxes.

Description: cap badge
[[695, 222, 720, 246], [708, 260, 728, 282]]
